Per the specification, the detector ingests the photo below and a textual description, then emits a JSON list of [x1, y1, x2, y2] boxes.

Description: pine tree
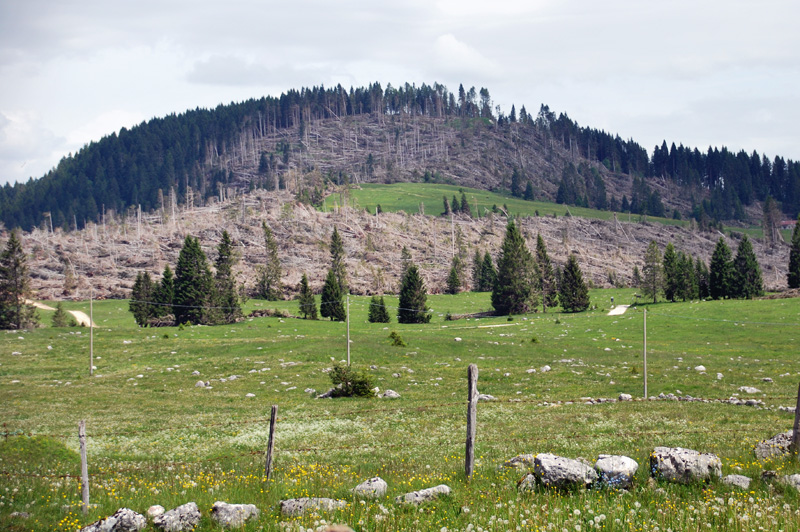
[[524, 181, 535, 201], [153, 265, 174, 317], [642, 240, 662, 303], [472, 249, 482, 291], [559, 254, 590, 312], [174, 235, 214, 325], [0, 231, 37, 330], [709, 237, 733, 300], [662, 243, 679, 302], [330, 227, 348, 294], [460, 192, 471, 217], [695, 257, 710, 299], [676, 252, 697, 301], [297, 273, 317, 319], [536, 233, 558, 312], [788, 215, 800, 288], [480, 252, 497, 292], [398, 264, 431, 323], [632, 265, 642, 288], [510, 167, 522, 197], [320, 269, 345, 321], [451, 194, 460, 214], [492, 221, 538, 315], [51, 302, 74, 327], [368, 295, 390, 323], [214, 230, 242, 324], [732, 235, 764, 299], [446, 256, 462, 294], [129, 271, 154, 327], [442, 195, 452, 216], [257, 221, 282, 300]]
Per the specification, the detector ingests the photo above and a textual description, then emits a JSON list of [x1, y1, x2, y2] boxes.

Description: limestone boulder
[[595, 455, 638, 489], [80, 508, 146, 532], [649, 447, 721, 484], [754, 431, 793, 461], [353, 477, 388, 499], [152, 502, 201, 532], [280, 498, 346, 516], [395, 484, 451, 505], [533, 453, 597, 489], [722, 474, 751, 490], [210, 501, 260, 528], [516, 473, 537, 493], [502, 454, 535, 469]]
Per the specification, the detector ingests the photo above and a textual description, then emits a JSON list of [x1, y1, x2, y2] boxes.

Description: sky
[[1, 0, 799, 186]]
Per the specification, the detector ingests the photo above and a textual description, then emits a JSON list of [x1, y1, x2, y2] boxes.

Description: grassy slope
[[2, 292, 800, 530]]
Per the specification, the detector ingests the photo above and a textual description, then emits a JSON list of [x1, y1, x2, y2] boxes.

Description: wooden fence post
[[265, 405, 278, 479], [791, 382, 800, 458], [465, 364, 478, 479], [79, 420, 89, 515]]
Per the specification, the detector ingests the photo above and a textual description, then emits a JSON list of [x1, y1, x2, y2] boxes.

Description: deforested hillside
[[20, 189, 790, 302], [2, 82, 799, 236]]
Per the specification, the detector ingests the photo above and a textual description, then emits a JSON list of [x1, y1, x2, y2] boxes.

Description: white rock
[[478, 393, 497, 401], [540, 365, 551, 373], [618, 393, 632, 402], [502, 454, 535, 469], [245, 393, 255, 397], [716, 373, 723, 380], [526, 368, 537, 374], [194, 381, 205, 388], [694, 365, 706, 372], [381, 389, 401, 399], [534, 453, 598, 489], [738, 386, 761, 394], [722, 474, 751, 490], [80, 508, 147, 532], [649, 447, 721, 484], [763, 377, 773, 383], [209, 501, 259, 529], [395, 484, 451, 505], [595, 455, 638, 489], [353, 477, 388, 499], [279, 497, 346, 516], [152, 502, 201, 532], [147, 506, 165, 519], [454, 337, 462, 342]]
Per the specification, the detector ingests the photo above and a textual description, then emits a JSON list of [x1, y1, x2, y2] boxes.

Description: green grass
[[2, 292, 800, 530]]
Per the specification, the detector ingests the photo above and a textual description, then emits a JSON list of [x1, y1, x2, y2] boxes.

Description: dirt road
[[26, 300, 95, 327]]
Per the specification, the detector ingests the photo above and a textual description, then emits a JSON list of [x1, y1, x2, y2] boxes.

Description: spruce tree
[[368, 295, 390, 323], [524, 181, 535, 201], [452, 194, 460, 214], [398, 264, 431, 323], [662, 242, 679, 302], [732, 235, 764, 299], [257, 221, 283, 300], [632, 265, 642, 288], [536, 233, 558, 312], [297, 273, 317, 320], [460, 192, 471, 217], [559, 254, 590, 312], [492, 221, 537, 315], [472, 249, 482, 291], [330, 227, 348, 294], [214, 230, 242, 324], [676, 252, 697, 301], [788, 215, 800, 288], [320, 269, 345, 321], [709, 237, 733, 299], [129, 271, 154, 327], [174, 235, 214, 325], [695, 257, 710, 299], [153, 265, 174, 317], [479, 252, 497, 292], [52, 302, 73, 327], [0, 231, 37, 330], [443, 195, 452, 216], [446, 256, 462, 294], [642, 240, 662, 303]]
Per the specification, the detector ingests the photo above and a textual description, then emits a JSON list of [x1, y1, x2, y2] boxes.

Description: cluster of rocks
[[279, 476, 451, 516], [80, 501, 259, 532], [315, 387, 401, 399], [504, 452, 638, 491]]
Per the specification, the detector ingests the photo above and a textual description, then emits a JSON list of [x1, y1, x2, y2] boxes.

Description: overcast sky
[[1, 0, 799, 186]]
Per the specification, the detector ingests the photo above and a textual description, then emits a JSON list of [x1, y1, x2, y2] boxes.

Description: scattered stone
[[322, 526, 355, 532], [304, 388, 316, 395], [353, 477, 388, 499], [371, 387, 380, 394], [209, 501, 260, 529], [595, 455, 638, 489], [395, 484, 451, 505], [716, 373, 723, 380], [738, 386, 761, 394], [194, 380, 205, 388], [618, 393, 632, 402], [478, 393, 497, 401], [316, 388, 334, 399], [649, 447, 721, 484], [381, 389, 401, 399], [369, 365, 378, 370], [392, 373, 401, 378], [782, 474, 800, 491], [153, 502, 201, 532], [280, 498, 346, 516], [245, 393, 255, 398], [147, 506, 165, 519], [517, 473, 537, 493], [10, 512, 30, 519], [762, 377, 773, 383], [191, 370, 200, 376], [540, 365, 552, 373], [526, 368, 536, 374], [694, 365, 706, 372], [722, 474, 751, 490], [533, 453, 598, 489], [754, 431, 793, 461], [502, 454, 536, 469], [81, 508, 147, 532]]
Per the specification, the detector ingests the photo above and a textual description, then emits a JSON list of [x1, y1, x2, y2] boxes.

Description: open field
[[2, 290, 800, 531]]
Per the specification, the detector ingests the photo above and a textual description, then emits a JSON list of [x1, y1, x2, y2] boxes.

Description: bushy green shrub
[[388, 331, 406, 347], [329, 363, 375, 398]]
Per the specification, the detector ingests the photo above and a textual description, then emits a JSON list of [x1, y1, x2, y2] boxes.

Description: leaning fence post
[[79, 420, 89, 515], [465, 364, 478, 479], [265, 405, 278, 479], [791, 382, 800, 458]]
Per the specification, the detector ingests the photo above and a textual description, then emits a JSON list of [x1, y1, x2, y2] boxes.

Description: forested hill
[[1, 82, 799, 232]]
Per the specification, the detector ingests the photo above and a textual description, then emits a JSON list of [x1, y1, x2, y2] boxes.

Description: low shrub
[[329, 363, 375, 398]]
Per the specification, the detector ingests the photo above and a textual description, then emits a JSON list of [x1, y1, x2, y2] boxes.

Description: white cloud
[[433, 34, 500, 79], [0, 111, 65, 184]]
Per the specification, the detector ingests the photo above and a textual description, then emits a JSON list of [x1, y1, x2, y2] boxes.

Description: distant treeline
[[1, 82, 798, 231]]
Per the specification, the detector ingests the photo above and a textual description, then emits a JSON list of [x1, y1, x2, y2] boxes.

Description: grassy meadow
[[2, 290, 800, 531]]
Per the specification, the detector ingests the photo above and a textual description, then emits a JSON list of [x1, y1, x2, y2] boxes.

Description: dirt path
[[607, 305, 630, 316], [26, 300, 96, 327]]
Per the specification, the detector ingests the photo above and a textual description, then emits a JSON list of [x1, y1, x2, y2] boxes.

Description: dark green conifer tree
[[452, 194, 460, 214], [257, 221, 282, 300], [480, 252, 497, 292], [460, 192, 471, 217], [0, 231, 37, 330], [51, 302, 74, 327], [297, 273, 317, 319], [214, 230, 242, 324], [330, 227, 348, 294], [320, 269, 345, 321], [559, 254, 590, 312], [732, 235, 764, 299], [446, 256, 462, 294], [129, 271, 154, 327], [536, 233, 558, 312], [443, 195, 452, 216], [642, 240, 662, 303], [174, 235, 214, 325], [398, 264, 431, 324], [368, 295, 390, 323], [676, 252, 697, 301], [709, 238, 733, 299], [662, 243, 679, 302], [695, 257, 710, 299], [153, 265, 174, 317], [788, 216, 800, 288], [524, 181, 535, 201], [492, 221, 537, 315]]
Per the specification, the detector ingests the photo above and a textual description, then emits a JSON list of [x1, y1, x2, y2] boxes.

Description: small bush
[[388, 331, 406, 347], [531, 336, 539, 344], [554, 317, 561, 325], [329, 363, 375, 398]]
